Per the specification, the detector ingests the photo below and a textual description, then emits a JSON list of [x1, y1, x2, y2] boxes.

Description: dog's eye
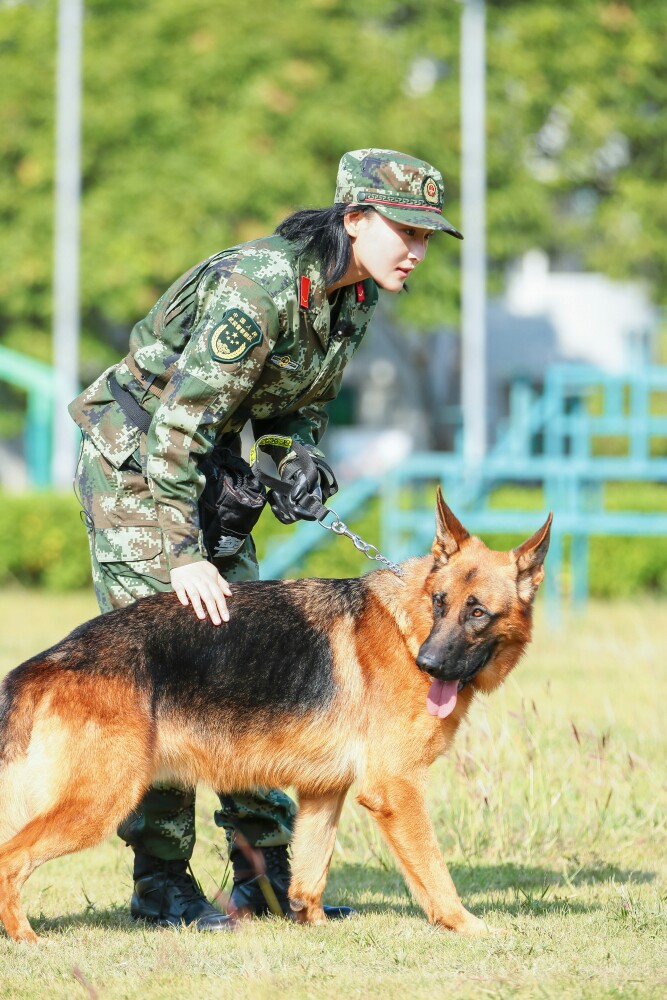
[[433, 593, 445, 611], [471, 608, 485, 619]]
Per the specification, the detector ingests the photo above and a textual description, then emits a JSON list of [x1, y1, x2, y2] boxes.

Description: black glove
[[199, 449, 267, 558], [268, 447, 338, 525]]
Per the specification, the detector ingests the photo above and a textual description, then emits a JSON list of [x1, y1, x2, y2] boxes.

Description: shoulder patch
[[209, 309, 263, 363]]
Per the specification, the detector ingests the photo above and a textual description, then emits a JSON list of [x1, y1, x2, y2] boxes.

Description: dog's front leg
[[288, 789, 347, 923], [357, 774, 488, 935]]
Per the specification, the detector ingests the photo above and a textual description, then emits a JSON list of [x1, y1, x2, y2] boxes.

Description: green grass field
[[0, 589, 665, 999]]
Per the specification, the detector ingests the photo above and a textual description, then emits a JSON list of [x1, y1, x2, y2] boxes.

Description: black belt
[[108, 373, 153, 435]]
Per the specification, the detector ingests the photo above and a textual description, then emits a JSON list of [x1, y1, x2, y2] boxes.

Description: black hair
[[275, 204, 373, 285]]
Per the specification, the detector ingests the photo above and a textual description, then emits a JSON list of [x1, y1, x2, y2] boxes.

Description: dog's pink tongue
[[427, 679, 458, 719]]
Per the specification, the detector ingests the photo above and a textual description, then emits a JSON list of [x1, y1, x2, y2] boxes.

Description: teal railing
[[261, 364, 667, 617], [0, 346, 56, 487]]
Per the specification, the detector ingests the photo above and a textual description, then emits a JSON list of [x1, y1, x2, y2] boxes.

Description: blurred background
[[1, 0, 666, 610]]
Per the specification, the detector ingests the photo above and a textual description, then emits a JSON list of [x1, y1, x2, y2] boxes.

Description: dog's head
[[416, 488, 552, 719]]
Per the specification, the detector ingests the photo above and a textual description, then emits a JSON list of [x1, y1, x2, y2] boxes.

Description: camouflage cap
[[334, 148, 463, 239]]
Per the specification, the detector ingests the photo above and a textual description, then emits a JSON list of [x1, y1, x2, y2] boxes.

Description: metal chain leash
[[318, 507, 404, 577]]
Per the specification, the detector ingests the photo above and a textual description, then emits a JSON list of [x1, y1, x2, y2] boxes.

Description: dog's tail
[[0, 655, 42, 760], [0, 639, 153, 847], [0, 651, 70, 847], [0, 658, 41, 847], [0, 642, 158, 941]]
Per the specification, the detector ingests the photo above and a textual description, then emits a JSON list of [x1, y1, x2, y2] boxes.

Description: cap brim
[[373, 203, 463, 240]]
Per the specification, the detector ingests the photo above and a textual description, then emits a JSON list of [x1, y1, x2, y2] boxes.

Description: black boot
[[229, 843, 355, 920], [130, 853, 234, 930]]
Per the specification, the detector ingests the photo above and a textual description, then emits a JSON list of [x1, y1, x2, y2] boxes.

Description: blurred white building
[[328, 251, 660, 475], [496, 248, 656, 373]]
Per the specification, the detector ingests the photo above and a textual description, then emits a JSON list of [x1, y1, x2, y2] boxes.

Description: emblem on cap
[[422, 176, 440, 207]]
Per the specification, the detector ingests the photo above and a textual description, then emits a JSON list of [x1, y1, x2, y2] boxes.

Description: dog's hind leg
[[0, 844, 38, 942], [0, 714, 152, 942], [287, 790, 347, 923], [0, 794, 124, 942], [0, 769, 149, 944], [357, 773, 489, 935]]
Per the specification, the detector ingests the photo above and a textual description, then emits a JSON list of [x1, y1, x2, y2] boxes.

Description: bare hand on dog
[[170, 562, 231, 625]]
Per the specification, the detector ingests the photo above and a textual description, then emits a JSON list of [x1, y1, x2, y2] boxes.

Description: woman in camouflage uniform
[[69, 148, 462, 930]]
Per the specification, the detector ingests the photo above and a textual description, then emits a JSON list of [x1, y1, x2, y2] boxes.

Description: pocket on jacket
[[69, 367, 142, 469], [93, 525, 164, 565], [77, 436, 158, 529]]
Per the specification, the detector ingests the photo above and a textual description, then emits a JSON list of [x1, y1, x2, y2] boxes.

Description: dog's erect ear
[[433, 486, 470, 564], [512, 513, 553, 604]]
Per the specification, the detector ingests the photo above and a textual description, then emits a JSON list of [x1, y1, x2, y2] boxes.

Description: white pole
[[460, 0, 487, 465], [52, 0, 83, 488]]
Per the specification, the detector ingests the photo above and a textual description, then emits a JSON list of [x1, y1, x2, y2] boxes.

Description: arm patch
[[209, 309, 263, 363]]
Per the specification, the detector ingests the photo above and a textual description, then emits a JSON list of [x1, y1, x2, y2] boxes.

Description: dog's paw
[[485, 923, 508, 938], [457, 914, 489, 937], [461, 917, 508, 938], [289, 897, 326, 925], [13, 927, 39, 944], [439, 910, 495, 936]]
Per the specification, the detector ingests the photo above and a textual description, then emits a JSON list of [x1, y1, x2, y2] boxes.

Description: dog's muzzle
[[416, 641, 497, 687], [415, 651, 449, 677]]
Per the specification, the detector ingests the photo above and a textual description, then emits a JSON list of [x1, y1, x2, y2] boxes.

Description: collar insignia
[[270, 353, 300, 372]]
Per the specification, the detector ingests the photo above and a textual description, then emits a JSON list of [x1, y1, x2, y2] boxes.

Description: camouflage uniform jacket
[[69, 235, 378, 569]]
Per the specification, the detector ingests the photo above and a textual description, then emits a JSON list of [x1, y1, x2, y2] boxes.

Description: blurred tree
[[486, 1, 667, 291], [0, 0, 665, 379]]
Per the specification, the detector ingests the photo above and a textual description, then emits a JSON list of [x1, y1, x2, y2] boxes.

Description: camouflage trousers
[[75, 433, 296, 859]]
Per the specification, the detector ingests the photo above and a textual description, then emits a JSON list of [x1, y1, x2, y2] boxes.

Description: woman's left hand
[[170, 560, 232, 625]]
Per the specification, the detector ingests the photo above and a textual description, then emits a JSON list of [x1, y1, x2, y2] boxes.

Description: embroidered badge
[[422, 176, 440, 206], [270, 354, 300, 372], [209, 309, 263, 363]]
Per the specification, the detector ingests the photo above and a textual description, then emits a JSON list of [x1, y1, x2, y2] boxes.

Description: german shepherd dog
[[0, 491, 551, 943]]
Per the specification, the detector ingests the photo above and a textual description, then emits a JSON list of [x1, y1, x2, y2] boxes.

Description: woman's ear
[[343, 210, 364, 238]]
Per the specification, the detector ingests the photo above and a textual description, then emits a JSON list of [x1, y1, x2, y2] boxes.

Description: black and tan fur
[[0, 490, 551, 942]]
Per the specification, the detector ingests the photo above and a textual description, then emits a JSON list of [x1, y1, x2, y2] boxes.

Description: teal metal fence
[[0, 346, 56, 487], [262, 364, 667, 616]]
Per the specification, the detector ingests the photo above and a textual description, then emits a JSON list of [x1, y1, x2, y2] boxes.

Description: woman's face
[[344, 210, 433, 292]]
